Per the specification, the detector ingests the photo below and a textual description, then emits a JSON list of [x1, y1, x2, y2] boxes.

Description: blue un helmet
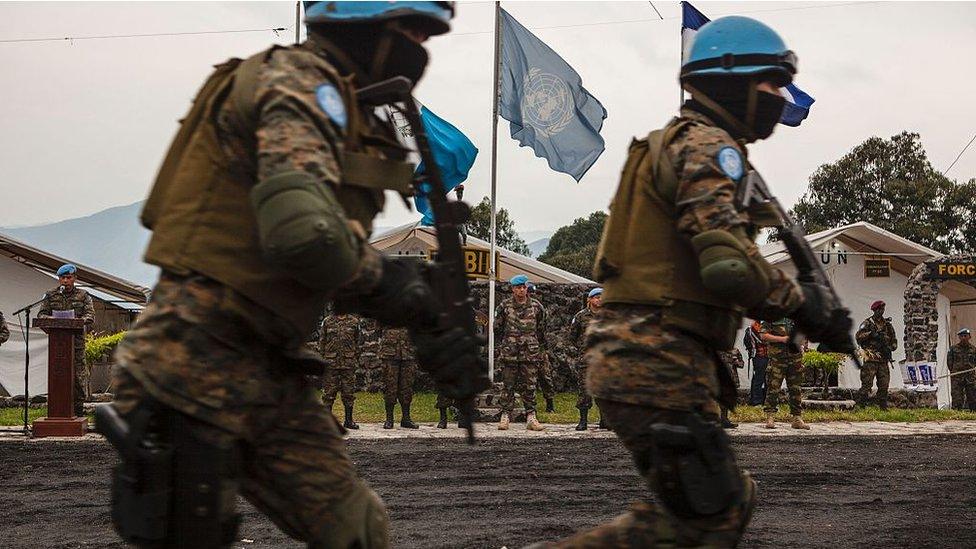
[[304, 2, 455, 36], [681, 16, 796, 87]]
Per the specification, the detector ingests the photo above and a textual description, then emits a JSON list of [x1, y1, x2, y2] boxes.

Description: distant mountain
[[1, 201, 157, 286], [527, 238, 550, 259], [519, 230, 554, 245]]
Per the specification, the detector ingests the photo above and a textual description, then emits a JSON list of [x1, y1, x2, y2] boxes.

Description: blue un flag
[[681, 1, 815, 127], [499, 8, 607, 181], [413, 105, 478, 226]]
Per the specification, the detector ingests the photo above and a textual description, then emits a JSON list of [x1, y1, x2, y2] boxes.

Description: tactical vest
[[594, 119, 744, 348], [141, 45, 414, 343]]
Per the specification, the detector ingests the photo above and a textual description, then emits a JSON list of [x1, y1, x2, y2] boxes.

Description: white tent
[[734, 222, 976, 408]]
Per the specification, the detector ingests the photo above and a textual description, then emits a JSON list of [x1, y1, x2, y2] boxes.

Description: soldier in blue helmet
[[528, 15, 851, 549], [101, 2, 488, 547], [495, 274, 548, 431]]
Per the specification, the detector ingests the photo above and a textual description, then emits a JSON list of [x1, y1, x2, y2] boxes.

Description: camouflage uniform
[[761, 319, 804, 416], [855, 315, 897, 407], [378, 328, 416, 408], [0, 311, 9, 346], [947, 340, 976, 411], [569, 306, 598, 410], [112, 43, 396, 546], [320, 314, 362, 410], [495, 296, 547, 415], [39, 286, 95, 415], [716, 349, 744, 390], [532, 297, 556, 402], [565, 108, 802, 548]]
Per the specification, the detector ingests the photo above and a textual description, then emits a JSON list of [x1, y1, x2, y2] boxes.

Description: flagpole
[[487, 0, 502, 382], [295, 1, 301, 45]]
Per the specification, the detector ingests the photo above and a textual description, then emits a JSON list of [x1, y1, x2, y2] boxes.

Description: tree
[[791, 131, 976, 254], [467, 197, 531, 256], [538, 211, 608, 278]]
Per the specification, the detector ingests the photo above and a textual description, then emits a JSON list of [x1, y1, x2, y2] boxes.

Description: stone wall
[[903, 256, 976, 362]]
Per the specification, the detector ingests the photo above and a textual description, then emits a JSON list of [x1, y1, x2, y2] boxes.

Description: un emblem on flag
[[521, 68, 573, 137]]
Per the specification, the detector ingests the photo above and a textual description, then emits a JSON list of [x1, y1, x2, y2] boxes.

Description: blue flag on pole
[[498, 8, 607, 181], [680, 1, 814, 127], [413, 105, 478, 226]]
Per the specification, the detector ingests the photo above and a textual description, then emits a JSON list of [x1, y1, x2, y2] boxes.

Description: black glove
[[792, 282, 856, 354], [335, 257, 436, 329], [411, 326, 490, 400]]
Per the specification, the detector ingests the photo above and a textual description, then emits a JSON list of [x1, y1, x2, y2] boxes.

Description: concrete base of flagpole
[[473, 382, 527, 422]]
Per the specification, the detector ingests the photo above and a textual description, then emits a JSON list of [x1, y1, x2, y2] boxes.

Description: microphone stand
[[12, 295, 47, 436]]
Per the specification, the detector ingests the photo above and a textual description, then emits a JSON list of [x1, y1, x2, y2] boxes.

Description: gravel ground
[[1, 434, 974, 548]]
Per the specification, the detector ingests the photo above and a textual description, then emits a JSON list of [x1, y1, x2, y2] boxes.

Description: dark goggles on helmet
[[681, 50, 798, 80]]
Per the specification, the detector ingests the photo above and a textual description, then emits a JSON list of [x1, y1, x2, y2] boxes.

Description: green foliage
[[802, 350, 845, 374], [84, 331, 126, 366], [791, 131, 976, 254], [467, 197, 531, 256], [537, 211, 608, 278]]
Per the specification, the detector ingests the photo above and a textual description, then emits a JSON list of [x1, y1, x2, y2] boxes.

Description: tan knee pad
[[311, 482, 390, 549]]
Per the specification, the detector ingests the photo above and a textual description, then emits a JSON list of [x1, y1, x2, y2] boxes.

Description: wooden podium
[[32, 317, 88, 437]]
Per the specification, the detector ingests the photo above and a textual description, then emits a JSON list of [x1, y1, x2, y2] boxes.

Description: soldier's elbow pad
[[691, 230, 770, 307], [251, 171, 360, 291]]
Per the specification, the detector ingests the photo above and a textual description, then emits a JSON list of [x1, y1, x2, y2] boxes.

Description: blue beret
[[57, 264, 77, 276], [588, 287, 603, 298], [509, 274, 528, 286]]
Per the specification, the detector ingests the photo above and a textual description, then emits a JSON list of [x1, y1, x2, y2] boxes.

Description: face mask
[[373, 30, 429, 88], [309, 23, 429, 88], [751, 91, 786, 139]]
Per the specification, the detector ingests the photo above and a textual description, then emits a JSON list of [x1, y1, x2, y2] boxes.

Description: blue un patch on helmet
[[717, 146, 744, 181], [315, 83, 346, 129]]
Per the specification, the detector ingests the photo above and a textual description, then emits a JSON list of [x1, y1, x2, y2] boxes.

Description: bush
[[802, 350, 846, 398], [84, 331, 126, 367]]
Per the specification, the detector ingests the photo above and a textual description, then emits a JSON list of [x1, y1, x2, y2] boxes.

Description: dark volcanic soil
[[1, 435, 974, 548]]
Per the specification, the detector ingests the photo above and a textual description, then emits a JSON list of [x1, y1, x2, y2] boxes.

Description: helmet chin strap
[[683, 82, 758, 143], [367, 22, 398, 83], [308, 21, 401, 87]]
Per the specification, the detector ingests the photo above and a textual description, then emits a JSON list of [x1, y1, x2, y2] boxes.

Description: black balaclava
[[308, 22, 429, 87], [685, 75, 786, 142]]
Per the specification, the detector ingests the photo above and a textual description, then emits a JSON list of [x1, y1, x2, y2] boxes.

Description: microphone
[[58, 285, 65, 294]]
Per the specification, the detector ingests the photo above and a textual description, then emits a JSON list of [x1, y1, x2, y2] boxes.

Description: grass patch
[[5, 394, 976, 426]]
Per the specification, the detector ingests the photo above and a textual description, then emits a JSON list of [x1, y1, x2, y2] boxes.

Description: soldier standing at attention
[[760, 318, 808, 429], [527, 282, 556, 412], [716, 348, 744, 429], [528, 16, 853, 548], [102, 3, 487, 547], [378, 327, 419, 429], [570, 287, 604, 431], [496, 274, 547, 431], [39, 264, 95, 417], [320, 313, 363, 429], [947, 328, 976, 410], [855, 300, 897, 410]]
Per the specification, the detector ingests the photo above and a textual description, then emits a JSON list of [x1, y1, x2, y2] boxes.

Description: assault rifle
[[736, 171, 861, 368], [357, 77, 483, 443]]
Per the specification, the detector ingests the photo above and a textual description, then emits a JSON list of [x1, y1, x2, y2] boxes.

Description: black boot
[[436, 408, 448, 429], [597, 407, 608, 429], [344, 404, 359, 430], [720, 406, 738, 429], [400, 403, 419, 429], [545, 398, 555, 413], [457, 410, 472, 429], [383, 402, 395, 429], [575, 408, 589, 431]]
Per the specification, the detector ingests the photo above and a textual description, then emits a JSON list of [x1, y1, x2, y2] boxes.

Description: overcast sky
[[2, 1, 975, 233]]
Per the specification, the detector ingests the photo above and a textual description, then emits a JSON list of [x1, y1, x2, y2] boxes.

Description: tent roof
[[371, 222, 594, 284], [0, 231, 149, 305]]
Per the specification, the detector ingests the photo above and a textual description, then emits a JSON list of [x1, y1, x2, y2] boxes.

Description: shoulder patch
[[717, 146, 744, 181], [315, 83, 346, 129]]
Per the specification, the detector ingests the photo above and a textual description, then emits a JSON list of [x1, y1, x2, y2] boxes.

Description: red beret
[[870, 300, 886, 311]]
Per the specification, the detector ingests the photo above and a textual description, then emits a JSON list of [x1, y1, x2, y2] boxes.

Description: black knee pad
[[643, 413, 744, 520]]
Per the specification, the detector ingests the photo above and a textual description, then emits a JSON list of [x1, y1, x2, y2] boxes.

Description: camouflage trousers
[[950, 376, 976, 411], [323, 366, 357, 410], [498, 360, 540, 414], [855, 361, 890, 406], [112, 273, 389, 547], [435, 391, 455, 410], [763, 356, 804, 416], [381, 359, 416, 407], [575, 365, 593, 410], [72, 336, 86, 416], [537, 355, 556, 400]]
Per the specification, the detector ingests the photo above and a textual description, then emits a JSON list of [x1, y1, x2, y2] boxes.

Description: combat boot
[[598, 411, 608, 429], [721, 407, 738, 429], [343, 404, 359, 430], [545, 398, 555, 413], [458, 413, 472, 429], [498, 413, 510, 430], [526, 412, 545, 431], [764, 413, 776, 429], [576, 408, 589, 431], [383, 402, 395, 429], [400, 404, 419, 429], [436, 408, 448, 429], [878, 399, 889, 411], [791, 415, 810, 430]]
